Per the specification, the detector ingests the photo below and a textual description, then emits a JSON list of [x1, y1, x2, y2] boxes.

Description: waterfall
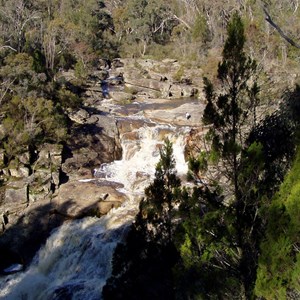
[[95, 122, 189, 194], [0, 121, 190, 300]]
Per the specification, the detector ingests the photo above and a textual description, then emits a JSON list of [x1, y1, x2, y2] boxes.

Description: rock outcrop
[[110, 58, 203, 100], [0, 109, 122, 269]]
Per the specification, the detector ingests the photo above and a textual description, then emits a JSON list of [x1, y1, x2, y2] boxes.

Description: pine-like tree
[[186, 12, 298, 299], [202, 12, 259, 198], [188, 13, 262, 298], [102, 139, 182, 300]]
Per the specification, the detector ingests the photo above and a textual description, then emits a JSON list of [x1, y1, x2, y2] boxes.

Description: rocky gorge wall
[[0, 115, 122, 268], [0, 58, 203, 272]]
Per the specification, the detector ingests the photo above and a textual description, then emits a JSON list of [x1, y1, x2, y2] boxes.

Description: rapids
[[0, 99, 197, 300]]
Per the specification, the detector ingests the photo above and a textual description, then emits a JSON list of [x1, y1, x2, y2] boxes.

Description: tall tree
[[201, 12, 259, 198], [0, 0, 40, 53], [190, 13, 261, 298]]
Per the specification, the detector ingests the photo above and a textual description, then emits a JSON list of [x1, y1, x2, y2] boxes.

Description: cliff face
[[0, 107, 122, 270]]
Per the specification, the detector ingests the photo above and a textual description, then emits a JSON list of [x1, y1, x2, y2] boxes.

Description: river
[[0, 97, 200, 299]]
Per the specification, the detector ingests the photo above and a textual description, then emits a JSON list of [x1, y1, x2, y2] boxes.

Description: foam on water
[[95, 123, 189, 193], [0, 121, 190, 300]]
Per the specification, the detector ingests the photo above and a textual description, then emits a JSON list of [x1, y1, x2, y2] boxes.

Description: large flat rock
[[53, 180, 128, 218], [144, 102, 205, 126]]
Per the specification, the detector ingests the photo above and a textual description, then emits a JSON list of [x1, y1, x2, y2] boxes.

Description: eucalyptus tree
[[114, 0, 177, 56], [0, 0, 40, 53]]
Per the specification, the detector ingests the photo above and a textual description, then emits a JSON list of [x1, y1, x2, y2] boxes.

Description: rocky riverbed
[[0, 58, 206, 272]]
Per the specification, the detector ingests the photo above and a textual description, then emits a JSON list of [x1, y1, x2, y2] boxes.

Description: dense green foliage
[[0, 50, 82, 161], [253, 85, 300, 299], [175, 186, 243, 299], [0, 53, 66, 160], [255, 147, 300, 299]]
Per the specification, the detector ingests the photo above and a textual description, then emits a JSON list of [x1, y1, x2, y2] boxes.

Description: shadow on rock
[[0, 200, 71, 273]]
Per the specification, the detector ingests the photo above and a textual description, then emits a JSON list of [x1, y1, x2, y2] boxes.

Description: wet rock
[[121, 131, 140, 141], [3, 263, 24, 274], [144, 102, 205, 126], [0, 248, 23, 273], [132, 171, 151, 190], [117, 118, 153, 135], [97, 201, 122, 215]]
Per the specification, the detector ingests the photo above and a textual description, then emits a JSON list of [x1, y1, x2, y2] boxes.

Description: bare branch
[[263, 5, 300, 49], [0, 45, 17, 52], [153, 17, 173, 34], [172, 14, 191, 30], [20, 15, 40, 33]]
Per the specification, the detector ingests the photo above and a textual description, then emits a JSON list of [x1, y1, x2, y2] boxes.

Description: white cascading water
[[0, 119, 190, 300]]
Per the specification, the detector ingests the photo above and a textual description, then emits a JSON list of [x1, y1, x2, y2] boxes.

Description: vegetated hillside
[[105, 0, 300, 93], [1, 1, 299, 78], [0, 1, 299, 91]]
